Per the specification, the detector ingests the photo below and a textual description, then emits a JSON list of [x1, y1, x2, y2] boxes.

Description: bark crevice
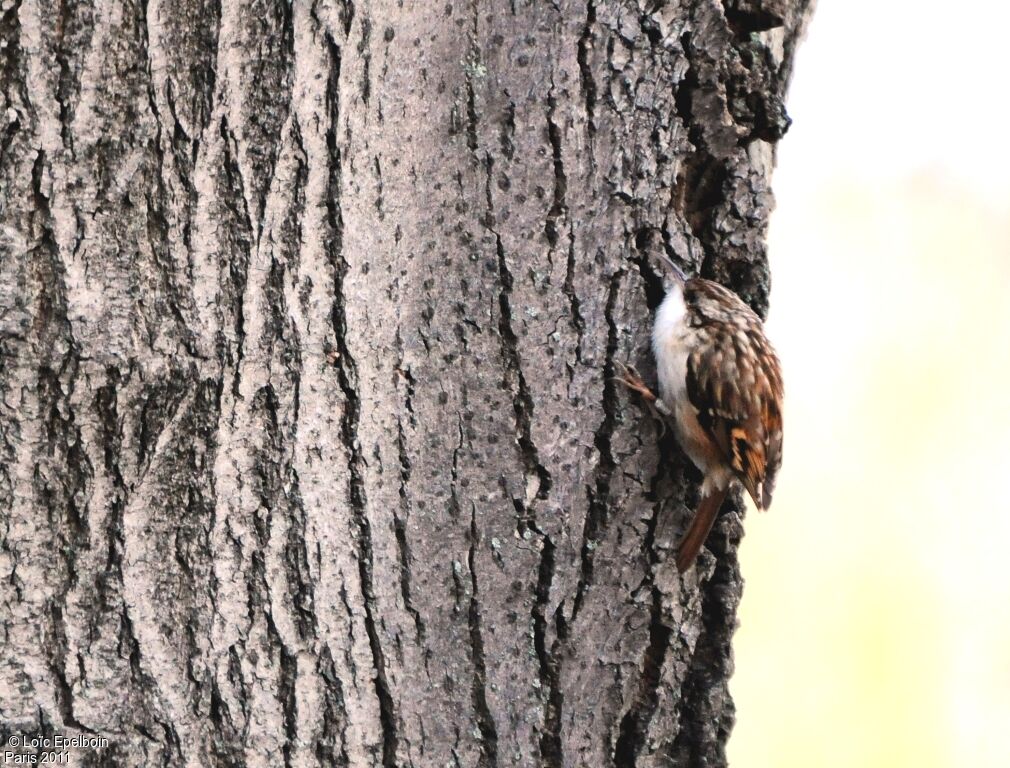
[[484, 154, 553, 529], [571, 270, 622, 625], [467, 504, 500, 768]]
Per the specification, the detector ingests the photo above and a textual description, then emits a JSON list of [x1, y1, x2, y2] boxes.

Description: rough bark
[[0, 0, 811, 765]]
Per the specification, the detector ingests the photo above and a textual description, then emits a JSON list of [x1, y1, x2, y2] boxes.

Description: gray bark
[[0, 0, 811, 765]]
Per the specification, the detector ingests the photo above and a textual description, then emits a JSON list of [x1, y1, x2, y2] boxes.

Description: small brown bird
[[619, 262, 783, 572]]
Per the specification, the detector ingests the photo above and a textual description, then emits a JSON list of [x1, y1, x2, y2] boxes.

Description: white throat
[[652, 282, 687, 352], [651, 282, 690, 410]]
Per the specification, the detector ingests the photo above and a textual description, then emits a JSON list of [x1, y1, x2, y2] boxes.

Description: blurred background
[[728, 2, 1010, 766]]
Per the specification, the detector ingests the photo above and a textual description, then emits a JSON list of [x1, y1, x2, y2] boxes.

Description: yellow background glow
[[728, 2, 1010, 766]]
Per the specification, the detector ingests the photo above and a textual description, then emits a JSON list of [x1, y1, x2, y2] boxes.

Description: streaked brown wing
[[685, 289, 783, 509]]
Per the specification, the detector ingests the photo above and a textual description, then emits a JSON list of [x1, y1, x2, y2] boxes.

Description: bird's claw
[[613, 361, 654, 401], [613, 361, 667, 435]]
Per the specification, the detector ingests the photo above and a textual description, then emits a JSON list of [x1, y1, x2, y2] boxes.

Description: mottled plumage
[[680, 279, 783, 510], [620, 274, 783, 571]]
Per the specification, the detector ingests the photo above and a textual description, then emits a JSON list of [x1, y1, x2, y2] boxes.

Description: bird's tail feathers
[[675, 487, 729, 572]]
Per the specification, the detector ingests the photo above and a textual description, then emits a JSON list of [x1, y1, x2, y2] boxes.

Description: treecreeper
[[618, 259, 784, 571]]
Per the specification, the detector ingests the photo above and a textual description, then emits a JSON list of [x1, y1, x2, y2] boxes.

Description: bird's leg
[[614, 362, 671, 428]]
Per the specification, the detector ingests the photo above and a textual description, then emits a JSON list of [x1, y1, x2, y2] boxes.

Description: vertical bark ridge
[[326, 17, 400, 764]]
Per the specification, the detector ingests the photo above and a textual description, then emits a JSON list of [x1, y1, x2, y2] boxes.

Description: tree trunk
[[0, 0, 811, 765]]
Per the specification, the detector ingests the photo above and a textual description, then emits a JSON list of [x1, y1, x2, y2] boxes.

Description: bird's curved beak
[[657, 251, 688, 284]]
